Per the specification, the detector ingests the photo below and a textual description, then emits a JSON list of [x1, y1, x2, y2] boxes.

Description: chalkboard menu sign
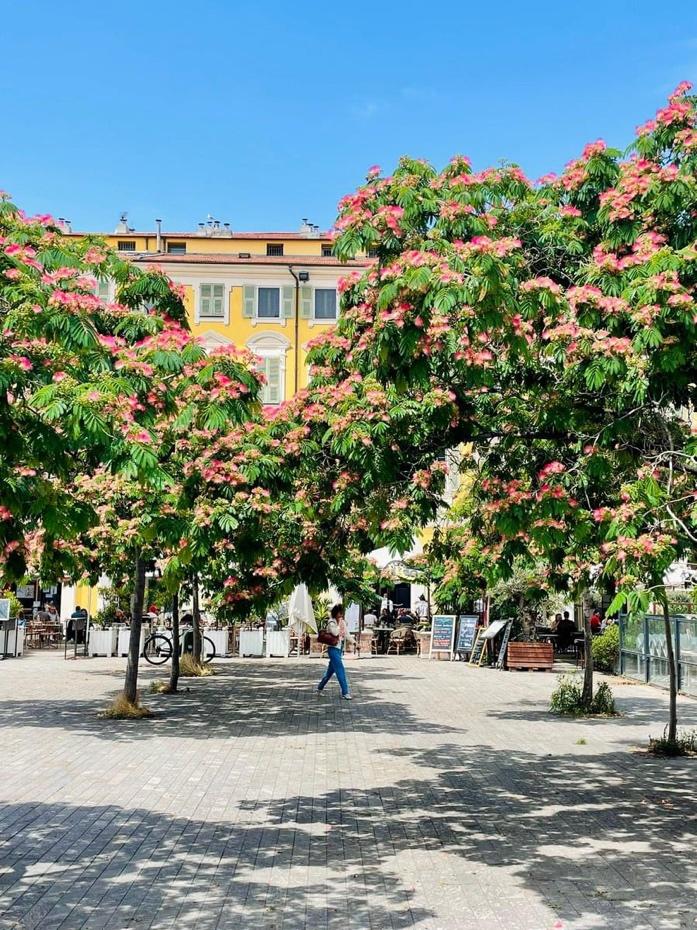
[[455, 615, 478, 655], [430, 614, 456, 657]]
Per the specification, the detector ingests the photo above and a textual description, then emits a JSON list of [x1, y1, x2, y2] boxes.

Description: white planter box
[[203, 628, 229, 658], [117, 627, 145, 657], [266, 629, 289, 658], [3, 627, 24, 657], [239, 629, 264, 657], [89, 627, 118, 657]]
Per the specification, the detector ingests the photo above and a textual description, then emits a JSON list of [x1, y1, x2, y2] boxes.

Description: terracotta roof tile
[[130, 253, 369, 267]]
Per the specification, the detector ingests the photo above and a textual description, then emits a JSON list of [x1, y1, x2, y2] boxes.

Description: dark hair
[[330, 604, 344, 620]]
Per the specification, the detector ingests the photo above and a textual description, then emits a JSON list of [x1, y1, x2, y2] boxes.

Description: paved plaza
[[1, 653, 697, 930]]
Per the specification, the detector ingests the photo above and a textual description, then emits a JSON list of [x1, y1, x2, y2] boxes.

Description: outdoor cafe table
[[26, 623, 62, 648], [373, 626, 393, 655]]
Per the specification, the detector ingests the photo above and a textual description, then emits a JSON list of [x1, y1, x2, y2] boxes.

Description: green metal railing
[[619, 615, 697, 696]]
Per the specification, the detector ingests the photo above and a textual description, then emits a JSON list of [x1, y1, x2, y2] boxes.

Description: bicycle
[[142, 630, 216, 666]]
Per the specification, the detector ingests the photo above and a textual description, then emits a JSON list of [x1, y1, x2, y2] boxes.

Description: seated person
[[590, 610, 602, 634], [556, 612, 577, 651], [415, 594, 430, 623], [363, 610, 377, 628]]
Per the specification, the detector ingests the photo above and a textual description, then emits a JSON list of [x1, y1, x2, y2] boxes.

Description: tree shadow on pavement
[[0, 798, 434, 930], [0, 660, 464, 745], [2, 740, 695, 930]]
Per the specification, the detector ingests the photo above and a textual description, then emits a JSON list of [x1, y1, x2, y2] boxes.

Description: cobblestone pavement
[[1, 652, 697, 930]]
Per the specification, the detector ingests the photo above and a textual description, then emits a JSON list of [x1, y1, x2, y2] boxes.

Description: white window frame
[[312, 287, 338, 323], [197, 282, 229, 324], [94, 278, 114, 303], [247, 333, 289, 406], [198, 330, 234, 354], [256, 285, 282, 321]]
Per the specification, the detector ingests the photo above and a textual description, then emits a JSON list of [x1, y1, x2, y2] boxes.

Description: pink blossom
[[52, 371, 67, 382], [367, 165, 381, 178], [538, 461, 565, 480]]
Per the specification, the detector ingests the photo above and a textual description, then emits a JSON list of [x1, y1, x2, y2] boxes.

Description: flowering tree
[[71, 329, 262, 703], [274, 83, 697, 740], [0, 192, 188, 583]]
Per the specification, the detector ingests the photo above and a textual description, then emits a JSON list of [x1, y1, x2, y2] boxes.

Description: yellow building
[[69, 218, 369, 406]]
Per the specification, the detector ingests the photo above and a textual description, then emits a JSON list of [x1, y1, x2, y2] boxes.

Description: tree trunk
[[124, 551, 146, 704], [581, 609, 594, 710], [661, 593, 678, 744], [168, 590, 180, 693], [192, 576, 202, 663]]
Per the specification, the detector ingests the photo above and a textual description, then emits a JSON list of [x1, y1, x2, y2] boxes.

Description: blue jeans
[[318, 646, 350, 696]]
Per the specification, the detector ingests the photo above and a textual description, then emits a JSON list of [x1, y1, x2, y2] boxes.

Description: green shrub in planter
[[1, 591, 22, 619], [592, 625, 619, 673]]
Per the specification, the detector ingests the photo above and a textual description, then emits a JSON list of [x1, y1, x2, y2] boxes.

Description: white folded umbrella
[[288, 584, 317, 635]]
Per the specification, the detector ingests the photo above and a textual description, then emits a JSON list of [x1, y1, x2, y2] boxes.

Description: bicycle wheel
[[142, 633, 173, 665], [201, 635, 216, 664]]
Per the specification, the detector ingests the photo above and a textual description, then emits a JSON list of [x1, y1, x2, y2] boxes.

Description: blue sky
[[1, 0, 696, 233]]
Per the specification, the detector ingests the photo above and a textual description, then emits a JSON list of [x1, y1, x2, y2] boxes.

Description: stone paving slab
[[1, 652, 697, 929]]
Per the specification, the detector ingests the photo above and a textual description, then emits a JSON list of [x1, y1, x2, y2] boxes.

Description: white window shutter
[[263, 356, 283, 404], [281, 285, 295, 318], [212, 284, 224, 318], [243, 285, 255, 318], [200, 284, 211, 317], [96, 279, 110, 302], [299, 286, 313, 319]]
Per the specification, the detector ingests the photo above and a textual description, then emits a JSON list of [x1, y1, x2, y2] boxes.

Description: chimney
[[155, 218, 162, 252], [299, 218, 314, 237]]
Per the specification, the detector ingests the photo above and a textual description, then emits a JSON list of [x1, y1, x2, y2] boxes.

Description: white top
[[363, 612, 377, 627], [415, 600, 429, 618], [327, 619, 355, 645]]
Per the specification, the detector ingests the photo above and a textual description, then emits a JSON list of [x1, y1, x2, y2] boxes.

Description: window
[[248, 333, 289, 405], [260, 356, 283, 405], [95, 279, 111, 303], [321, 244, 333, 257], [117, 240, 136, 252], [314, 288, 337, 320], [257, 287, 280, 318], [199, 283, 225, 319], [266, 243, 284, 256], [167, 242, 186, 255], [367, 247, 379, 258]]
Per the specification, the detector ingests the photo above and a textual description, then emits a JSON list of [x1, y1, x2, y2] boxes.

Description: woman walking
[[317, 604, 353, 700]]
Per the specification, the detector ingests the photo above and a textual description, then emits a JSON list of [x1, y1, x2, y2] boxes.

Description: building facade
[[69, 220, 369, 407]]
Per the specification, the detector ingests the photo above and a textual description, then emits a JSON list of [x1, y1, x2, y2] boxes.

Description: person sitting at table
[[67, 605, 88, 644], [415, 594, 430, 624], [556, 612, 576, 651], [363, 609, 377, 629], [551, 612, 563, 631], [590, 610, 602, 634]]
